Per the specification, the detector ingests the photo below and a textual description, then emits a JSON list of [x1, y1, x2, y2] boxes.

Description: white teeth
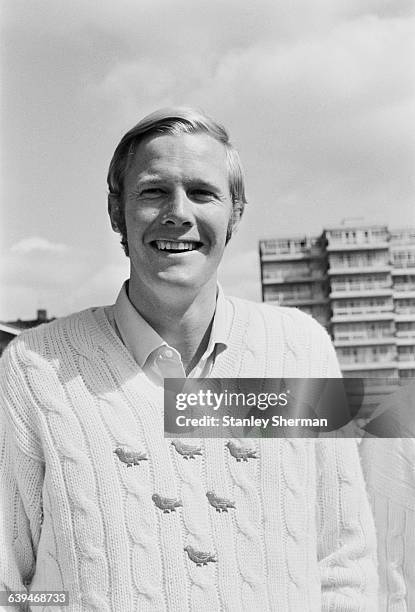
[[155, 240, 198, 251]]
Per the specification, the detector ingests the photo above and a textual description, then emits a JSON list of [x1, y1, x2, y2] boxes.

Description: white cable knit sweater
[[0, 299, 377, 611]]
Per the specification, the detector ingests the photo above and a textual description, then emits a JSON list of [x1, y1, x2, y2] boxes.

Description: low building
[[0, 310, 53, 356], [0, 323, 21, 356]]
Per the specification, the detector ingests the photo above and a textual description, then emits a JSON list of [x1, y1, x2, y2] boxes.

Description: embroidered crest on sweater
[[152, 493, 183, 513], [206, 491, 236, 513], [113, 447, 148, 467], [184, 545, 217, 566], [170, 439, 202, 459], [225, 440, 258, 462]]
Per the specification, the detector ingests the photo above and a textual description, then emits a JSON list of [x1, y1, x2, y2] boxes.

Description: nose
[[161, 188, 194, 227]]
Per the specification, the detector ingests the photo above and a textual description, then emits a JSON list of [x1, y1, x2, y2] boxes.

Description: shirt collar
[[204, 283, 229, 356], [113, 282, 165, 367], [113, 281, 229, 368]]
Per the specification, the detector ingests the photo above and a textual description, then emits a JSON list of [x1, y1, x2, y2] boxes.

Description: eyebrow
[[133, 175, 223, 193], [133, 176, 164, 188]]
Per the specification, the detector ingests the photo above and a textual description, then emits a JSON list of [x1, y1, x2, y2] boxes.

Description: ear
[[231, 204, 242, 233], [108, 194, 121, 232], [226, 203, 242, 243]]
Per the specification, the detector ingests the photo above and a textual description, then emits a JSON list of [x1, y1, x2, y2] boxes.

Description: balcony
[[334, 337, 396, 348], [395, 307, 415, 316], [390, 229, 415, 244], [392, 268, 415, 276], [332, 312, 395, 323], [340, 362, 398, 372], [397, 353, 415, 362], [326, 242, 389, 252], [394, 290, 415, 298], [395, 314, 415, 322], [262, 274, 325, 285], [259, 238, 323, 260], [324, 227, 388, 247], [329, 288, 392, 298], [390, 246, 415, 264], [333, 330, 395, 341], [397, 361, 415, 370], [396, 331, 415, 338], [328, 265, 391, 275], [332, 305, 393, 317], [396, 337, 415, 346], [264, 295, 328, 306], [339, 356, 397, 367], [261, 252, 324, 262]]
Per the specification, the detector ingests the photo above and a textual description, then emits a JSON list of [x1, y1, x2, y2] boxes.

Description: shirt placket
[[150, 346, 186, 383]]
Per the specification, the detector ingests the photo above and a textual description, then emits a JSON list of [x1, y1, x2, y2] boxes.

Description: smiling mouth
[[151, 240, 203, 253]]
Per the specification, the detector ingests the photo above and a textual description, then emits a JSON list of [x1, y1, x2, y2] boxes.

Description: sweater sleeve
[[359, 437, 415, 611], [0, 340, 45, 593], [317, 437, 379, 611]]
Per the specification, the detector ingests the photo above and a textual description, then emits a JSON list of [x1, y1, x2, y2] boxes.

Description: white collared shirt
[[105, 282, 231, 384]]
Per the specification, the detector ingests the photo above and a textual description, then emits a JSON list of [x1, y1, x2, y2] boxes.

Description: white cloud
[[219, 247, 262, 302], [0, 251, 128, 320], [69, 263, 129, 312], [10, 237, 70, 255], [2, 0, 414, 319]]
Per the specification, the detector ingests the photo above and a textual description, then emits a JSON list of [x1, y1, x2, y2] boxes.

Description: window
[[400, 369, 415, 378]]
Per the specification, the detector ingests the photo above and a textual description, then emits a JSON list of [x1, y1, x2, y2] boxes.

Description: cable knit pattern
[[0, 299, 377, 611], [359, 438, 415, 612]]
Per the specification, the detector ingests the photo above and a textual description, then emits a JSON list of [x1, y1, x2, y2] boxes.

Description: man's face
[[113, 132, 235, 297]]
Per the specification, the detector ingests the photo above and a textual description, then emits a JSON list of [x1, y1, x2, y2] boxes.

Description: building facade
[[0, 323, 21, 357], [259, 225, 415, 379], [390, 228, 415, 379], [260, 235, 330, 329]]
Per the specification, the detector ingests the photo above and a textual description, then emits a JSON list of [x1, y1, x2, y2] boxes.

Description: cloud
[[91, 9, 414, 231], [219, 246, 262, 302], [1, 0, 414, 320], [10, 237, 70, 255], [69, 263, 129, 312], [186, 13, 415, 238], [0, 248, 128, 320]]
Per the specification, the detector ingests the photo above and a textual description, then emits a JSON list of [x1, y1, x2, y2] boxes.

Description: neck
[[127, 278, 217, 368]]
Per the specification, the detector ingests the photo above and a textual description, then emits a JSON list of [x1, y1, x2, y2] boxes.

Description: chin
[[155, 272, 202, 289], [153, 267, 218, 292]]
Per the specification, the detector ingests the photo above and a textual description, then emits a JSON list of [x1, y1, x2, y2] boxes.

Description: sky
[[1, 0, 414, 320]]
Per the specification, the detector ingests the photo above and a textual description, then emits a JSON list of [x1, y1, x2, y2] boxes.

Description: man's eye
[[140, 188, 164, 197], [191, 189, 216, 200]]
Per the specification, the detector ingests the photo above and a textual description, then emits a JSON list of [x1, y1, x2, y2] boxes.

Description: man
[[0, 108, 377, 611]]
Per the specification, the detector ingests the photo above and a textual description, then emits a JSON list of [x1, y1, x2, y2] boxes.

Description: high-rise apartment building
[[390, 228, 415, 379], [259, 225, 415, 379], [260, 235, 330, 328]]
